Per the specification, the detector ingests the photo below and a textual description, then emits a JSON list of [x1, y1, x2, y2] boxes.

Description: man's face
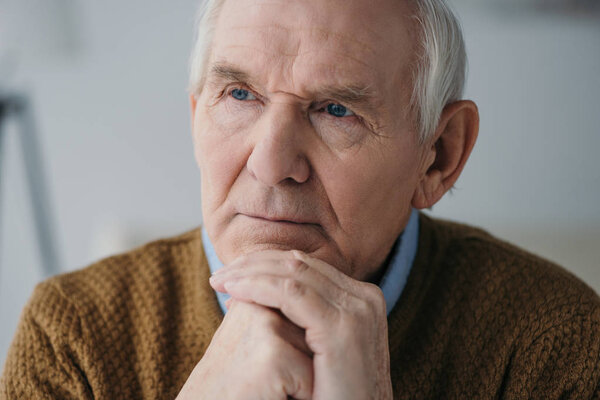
[[192, 0, 430, 281]]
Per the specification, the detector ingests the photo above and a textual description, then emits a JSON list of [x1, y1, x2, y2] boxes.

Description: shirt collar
[[202, 208, 420, 316]]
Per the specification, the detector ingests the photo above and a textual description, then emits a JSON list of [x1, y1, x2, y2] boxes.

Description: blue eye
[[231, 88, 256, 101], [326, 103, 354, 118]]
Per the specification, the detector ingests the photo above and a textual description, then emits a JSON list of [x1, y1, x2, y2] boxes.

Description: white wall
[[434, 1, 600, 291], [1, 0, 599, 368]]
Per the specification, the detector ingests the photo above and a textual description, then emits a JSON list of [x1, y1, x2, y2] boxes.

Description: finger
[[217, 249, 361, 296], [211, 253, 344, 301], [278, 343, 314, 400], [219, 250, 291, 272], [224, 298, 233, 310], [213, 250, 298, 281], [290, 251, 381, 301], [290, 250, 356, 288], [274, 311, 312, 357], [220, 302, 314, 399], [223, 275, 339, 347], [225, 298, 313, 356]]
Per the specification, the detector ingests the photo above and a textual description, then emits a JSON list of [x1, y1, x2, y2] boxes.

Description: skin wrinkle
[[201, 88, 405, 269], [211, 45, 376, 97], [223, 1, 415, 73], [231, 170, 350, 273], [203, 77, 373, 235], [219, 10, 382, 74], [189, 1, 415, 98], [177, 1, 480, 397], [228, 20, 379, 57], [210, 62, 384, 135], [217, 44, 377, 72], [194, 0, 425, 281], [205, 48, 410, 136], [208, 62, 381, 119], [213, 48, 376, 93], [227, 149, 345, 248]]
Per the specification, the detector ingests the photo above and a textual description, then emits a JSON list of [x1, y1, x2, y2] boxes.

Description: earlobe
[[412, 100, 479, 209], [412, 169, 444, 209], [190, 94, 198, 125]]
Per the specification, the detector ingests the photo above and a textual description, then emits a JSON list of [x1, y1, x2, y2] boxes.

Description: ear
[[189, 94, 198, 127], [412, 100, 479, 209]]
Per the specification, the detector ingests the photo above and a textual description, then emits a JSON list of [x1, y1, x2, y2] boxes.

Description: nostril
[[245, 107, 312, 186], [246, 139, 310, 186], [291, 155, 311, 184]]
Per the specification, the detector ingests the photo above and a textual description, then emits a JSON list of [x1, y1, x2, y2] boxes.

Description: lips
[[231, 189, 325, 229], [242, 213, 319, 226]]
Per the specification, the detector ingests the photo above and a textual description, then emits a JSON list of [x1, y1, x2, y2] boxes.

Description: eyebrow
[[208, 62, 380, 114], [318, 84, 378, 113], [210, 63, 253, 85]]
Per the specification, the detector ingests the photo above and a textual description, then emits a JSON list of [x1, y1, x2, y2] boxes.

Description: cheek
[[210, 99, 260, 135], [309, 115, 368, 150], [193, 103, 252, 212], [321, 144, 421, 232]]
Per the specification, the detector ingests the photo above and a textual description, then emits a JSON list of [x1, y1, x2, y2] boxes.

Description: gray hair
[[188, 0, 467, 143]]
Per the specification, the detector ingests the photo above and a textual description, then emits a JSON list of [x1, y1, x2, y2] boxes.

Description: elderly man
[[2, 0, 599, 398]]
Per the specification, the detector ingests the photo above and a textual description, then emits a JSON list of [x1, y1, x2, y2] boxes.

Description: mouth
[[230, 213, 327, 253], [237, 209, 326, 231], [242, 213, 321, 227]]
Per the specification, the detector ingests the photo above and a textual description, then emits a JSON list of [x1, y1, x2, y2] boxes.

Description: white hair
[[188, 0, 467, 143], [411, 0, 467, 143]]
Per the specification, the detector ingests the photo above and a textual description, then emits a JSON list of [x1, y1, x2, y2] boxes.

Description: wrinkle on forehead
[[212, 0, 419, 123], [228, 24, 379, 59], [232, 0, 411, 45], [218, 0, 411, 56], [211, 49, 377, 103], [213, 38, 378, 98], [220, 44, 375, 72]]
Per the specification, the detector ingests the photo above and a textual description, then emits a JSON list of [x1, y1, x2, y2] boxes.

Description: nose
[[246, 105, 311, 186]]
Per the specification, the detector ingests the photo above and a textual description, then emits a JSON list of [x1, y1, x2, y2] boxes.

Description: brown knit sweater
[[2, 214, 599, 399]]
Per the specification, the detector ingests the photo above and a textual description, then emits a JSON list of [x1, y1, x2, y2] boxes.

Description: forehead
[[209, 0, 417, 99]]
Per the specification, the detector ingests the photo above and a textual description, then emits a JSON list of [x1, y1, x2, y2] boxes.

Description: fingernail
[[291, 250, 304, 259], [209, 273, 225, 284]]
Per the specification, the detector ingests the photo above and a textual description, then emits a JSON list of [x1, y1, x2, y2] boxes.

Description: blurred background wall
[[1, 0, 599, 367]]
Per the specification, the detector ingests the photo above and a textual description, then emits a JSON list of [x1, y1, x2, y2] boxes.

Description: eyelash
[[223, 84, 362, 124], [224, 85, 260, 102]]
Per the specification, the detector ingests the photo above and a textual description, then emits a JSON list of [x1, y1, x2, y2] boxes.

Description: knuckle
[[361, 282, 387, 313], [337, 310, 361, 334], [334, 294, 367, 327], [372, 287, 387, 311], [270, 344, 313, 397], [354, 297, 372, 319], [283, 277, 306, 298], [235, 252, 251, 266], [262, 338, 285, 361], [286, 258, 309, 276], [361, 281, 381, 296], [255, 336, 288, 368], [336, 287, 354, 310]]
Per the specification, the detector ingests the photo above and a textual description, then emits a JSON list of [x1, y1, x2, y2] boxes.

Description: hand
[[209, 250, 393, 400], [176, 300, 313, 400]]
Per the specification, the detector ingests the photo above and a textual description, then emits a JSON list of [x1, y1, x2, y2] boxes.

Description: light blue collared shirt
[[202, 208, 420, 316]]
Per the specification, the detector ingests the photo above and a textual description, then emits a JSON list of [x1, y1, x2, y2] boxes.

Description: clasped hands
[[177, 250, 392, 400]]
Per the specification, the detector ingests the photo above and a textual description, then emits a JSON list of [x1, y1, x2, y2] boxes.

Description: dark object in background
[[0, 93, 61, 278]]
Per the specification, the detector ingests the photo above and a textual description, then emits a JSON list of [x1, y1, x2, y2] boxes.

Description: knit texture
[[2, 214, 599, 399]]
